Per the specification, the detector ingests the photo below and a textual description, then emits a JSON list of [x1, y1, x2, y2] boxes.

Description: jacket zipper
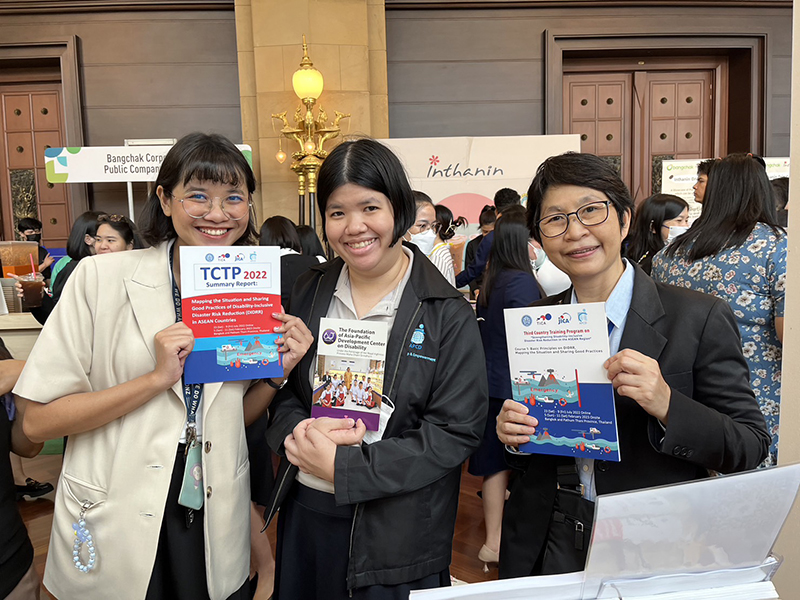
[[346, 301, 422, 593]]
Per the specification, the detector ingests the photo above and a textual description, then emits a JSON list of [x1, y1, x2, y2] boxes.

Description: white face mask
[[528, 242, 546, 270], [666, 226, 690, 243], [410, 229, 437, 255]]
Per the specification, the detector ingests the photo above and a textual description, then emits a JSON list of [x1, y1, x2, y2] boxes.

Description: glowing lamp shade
[[276, 149, 287, 164], [292, 67, 324, 101]]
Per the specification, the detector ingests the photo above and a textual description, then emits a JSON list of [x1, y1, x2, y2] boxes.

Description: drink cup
[[20, 272, 44, 308]]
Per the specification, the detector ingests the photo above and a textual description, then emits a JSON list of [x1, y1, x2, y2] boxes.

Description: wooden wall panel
[[0, 10, 240, 227], [387, 6, 792, 156]]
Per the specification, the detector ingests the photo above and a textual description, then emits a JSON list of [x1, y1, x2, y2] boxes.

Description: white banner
[[44, 144, 253, 184], [380, 135, 581, 226]]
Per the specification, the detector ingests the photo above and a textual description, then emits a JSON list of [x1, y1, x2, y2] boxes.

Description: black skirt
[[274, 483, 450, 600], [246, 413, 275, 506], [468, 397, 510, 477], [144, 446, 250, 600]]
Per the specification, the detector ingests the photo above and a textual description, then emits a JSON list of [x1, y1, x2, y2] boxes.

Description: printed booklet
[[179, 245, 282, 384], [503, 302, 620, 461], [312, 318, 388, 431]]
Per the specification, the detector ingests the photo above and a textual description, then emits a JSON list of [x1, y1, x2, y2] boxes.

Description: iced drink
[[20, 272, 44, 308]]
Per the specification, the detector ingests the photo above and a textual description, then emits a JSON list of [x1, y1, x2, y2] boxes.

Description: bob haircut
[[138, 132, 257, 247], [479, 205, 535, 308], [316, 138, 416, 246], [666, 153, 783, 261], [625, 194, 688, 263], [259, 216, 301, 252], [433, 204, 468, 242], [295, 224, 326, 257], [526, 152, 634, 243], [67, 211, 107, 260]]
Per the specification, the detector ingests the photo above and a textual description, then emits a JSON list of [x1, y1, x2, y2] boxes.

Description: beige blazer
[[14, 243, 251, 600]]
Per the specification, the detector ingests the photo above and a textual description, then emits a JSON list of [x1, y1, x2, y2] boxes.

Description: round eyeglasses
[[175, 192, 252, 221], [537, 200, 612, 238]]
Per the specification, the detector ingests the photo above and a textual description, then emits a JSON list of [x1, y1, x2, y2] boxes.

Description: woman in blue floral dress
[[652, 153, 786, 466]]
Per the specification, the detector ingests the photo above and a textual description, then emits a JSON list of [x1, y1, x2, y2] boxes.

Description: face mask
[[528, 242, 546, 270], [666, 226, 690, 243], [26, 234, 41, 243], [410, 229, 436, 255]]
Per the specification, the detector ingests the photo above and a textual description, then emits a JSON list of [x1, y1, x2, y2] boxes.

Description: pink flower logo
[[429, 155, 440, 166]]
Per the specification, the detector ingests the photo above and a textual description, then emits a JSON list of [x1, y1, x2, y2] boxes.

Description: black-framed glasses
[[174, 192, 252, 221], [537, 200, 612, 238]]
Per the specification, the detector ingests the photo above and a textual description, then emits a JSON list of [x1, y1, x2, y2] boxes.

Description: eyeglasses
[[537, 200, 612, 238], [174, 192, 252, 221]]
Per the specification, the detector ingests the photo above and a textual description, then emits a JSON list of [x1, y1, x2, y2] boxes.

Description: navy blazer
[[456, 230, 493, 288], [476, 269, 540, 398], [499, 264, 770, 578]]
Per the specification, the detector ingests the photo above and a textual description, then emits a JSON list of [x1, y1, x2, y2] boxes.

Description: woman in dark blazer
[[471, 205, 539, 571], [496, 152, 769, 578]]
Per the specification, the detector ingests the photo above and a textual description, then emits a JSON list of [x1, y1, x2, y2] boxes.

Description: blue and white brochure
[[504, 302, 620, 461]]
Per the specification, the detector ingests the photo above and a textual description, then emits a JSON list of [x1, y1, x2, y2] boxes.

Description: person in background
[[260, 216, 320, 310], [497, 151, 768, 578], [430, 203, 468, 286], [49, 211, 106, 290], [771, 176, 789, 227], [693, 158, 718, 205], [455, 188, 521, 288], [624, 193, 689, 275], [0, 338, 44, 600], [265, 137, 486, 599], [652, 153, 786, 467], [94, 214, 142, 254], [296, 225, 327, 263], [17, 217, 53, 281], [405, 191, 438, 255], [470, 205, 540, 572], [465, 205, 496, 299]]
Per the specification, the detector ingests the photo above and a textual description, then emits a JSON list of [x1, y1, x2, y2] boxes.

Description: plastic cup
[[20, 272, 44, 308]]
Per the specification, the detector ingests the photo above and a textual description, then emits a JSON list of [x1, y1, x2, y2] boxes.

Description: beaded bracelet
[[72, 501, 96, 573]]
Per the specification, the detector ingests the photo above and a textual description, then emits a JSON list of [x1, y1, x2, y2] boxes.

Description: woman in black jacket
[[265, 138, 488, 600], [259, 216, 319, 311]]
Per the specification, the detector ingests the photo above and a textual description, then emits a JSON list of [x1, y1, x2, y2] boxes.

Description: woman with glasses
[[13, 133, 313, 600], [496, 152, 768, 578], [652, 153, 787, 467], [623, 193, 689, 275]]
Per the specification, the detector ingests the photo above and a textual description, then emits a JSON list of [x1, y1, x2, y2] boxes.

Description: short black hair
[[412, 190, 434, 211], [138, 132, 257, 247], [317, 138, 415, 246], [259, 216, 301, 252], [526, 152, 633, 243], [493, 188, 521, 213], [697, 158, 718, 177], [771, 177, 789, 211], [17, 217, 42, 232], [67, 211, 107, 260]]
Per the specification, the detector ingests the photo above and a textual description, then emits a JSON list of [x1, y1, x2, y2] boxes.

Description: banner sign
[[380, 135, 581, 225], [44, 144, 253, 183]]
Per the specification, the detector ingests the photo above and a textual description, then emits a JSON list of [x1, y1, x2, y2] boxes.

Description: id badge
[[178, 439, 204, 510]]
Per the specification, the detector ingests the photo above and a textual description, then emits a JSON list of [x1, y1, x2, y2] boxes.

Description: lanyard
[[169, 243, 203, 428]]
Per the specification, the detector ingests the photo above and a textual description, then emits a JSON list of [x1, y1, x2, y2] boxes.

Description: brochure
[[312, 317, 388, 431], [179, 245, 282, 384], [503, 302, 620, 461]]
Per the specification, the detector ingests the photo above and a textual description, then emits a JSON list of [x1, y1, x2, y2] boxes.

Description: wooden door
[[563, 72, 633, 187], [562, 62, 719, 203], [0, 83, 71, 246], [633, 70, 714, 202]]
